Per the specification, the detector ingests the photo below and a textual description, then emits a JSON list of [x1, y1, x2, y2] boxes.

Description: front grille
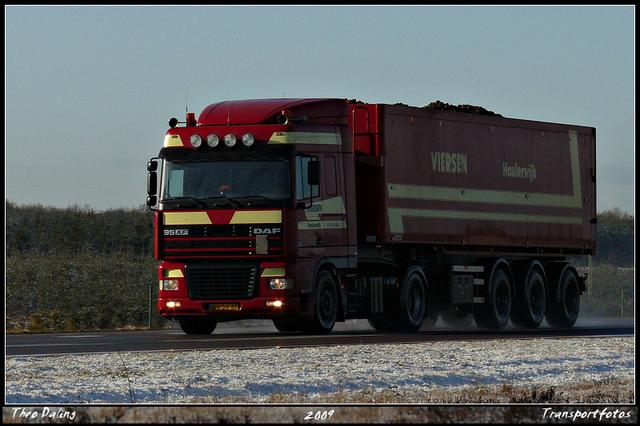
[[185, 263, 258, 300], [161, 224, 282, 258]]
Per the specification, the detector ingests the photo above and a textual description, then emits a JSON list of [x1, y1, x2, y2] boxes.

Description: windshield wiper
[[198, 196, 240, 208], [162, 196, 207, 209], [231, 195, 276, 208]]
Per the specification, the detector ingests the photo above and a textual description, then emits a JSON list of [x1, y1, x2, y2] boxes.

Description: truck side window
[[324, 156, 337, 197], [296, 156, 320, 200], [166, 168, 184, 198]]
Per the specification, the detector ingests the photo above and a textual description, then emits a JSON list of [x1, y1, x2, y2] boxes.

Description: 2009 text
[[304, 410, 335, 421]]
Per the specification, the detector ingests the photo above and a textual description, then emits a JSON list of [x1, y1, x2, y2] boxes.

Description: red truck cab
[[148, 99, 356, 334]]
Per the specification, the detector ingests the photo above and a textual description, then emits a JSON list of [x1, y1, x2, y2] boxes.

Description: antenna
[[185, 87, 188, 113], [227, 94, 230, 126]]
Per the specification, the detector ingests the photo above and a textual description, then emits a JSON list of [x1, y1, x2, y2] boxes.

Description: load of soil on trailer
[[423, 100, 502, 117], [345, 98, 502, 117]]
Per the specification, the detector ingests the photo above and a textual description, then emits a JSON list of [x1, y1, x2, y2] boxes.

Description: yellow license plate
[[208, 303, 240, 311]]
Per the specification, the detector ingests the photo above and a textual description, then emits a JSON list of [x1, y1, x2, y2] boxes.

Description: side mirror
[[146, 158, 161, 209], [299, 160, 320, 209], [307, 160, 320, 186]]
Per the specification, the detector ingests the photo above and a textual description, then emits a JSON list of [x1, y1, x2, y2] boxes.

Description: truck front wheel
[[178, 316, 217, 335], [300, 271, 338, 335], [273, 318, 301, 333]]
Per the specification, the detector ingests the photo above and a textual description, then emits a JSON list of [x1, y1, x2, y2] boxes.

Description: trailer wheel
[[474, 269, 512, 330], [546, 268, 580, 328], [368, 315, 395, 332], [421, 309, 439, 329], [511, 269, 546, 329], [397, 267, 427, 333], [300, 271, 338, 335], [178, 316, 217, 335]]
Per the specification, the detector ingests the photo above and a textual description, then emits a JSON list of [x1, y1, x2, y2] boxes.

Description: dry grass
[[167, 377, 634, 405], [3, 380, 636, 424], [2, 379, 635, 423]]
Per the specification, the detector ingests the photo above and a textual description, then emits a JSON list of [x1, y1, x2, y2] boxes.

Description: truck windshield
[[161, 159, 290, 208]]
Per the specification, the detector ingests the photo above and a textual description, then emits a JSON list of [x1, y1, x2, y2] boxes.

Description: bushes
[[593, 207, 634, 267], [5, 201, 163, 332], [6, 251, 163, 332], [580, 263, 634, 318], [5, 201, 154, 255]]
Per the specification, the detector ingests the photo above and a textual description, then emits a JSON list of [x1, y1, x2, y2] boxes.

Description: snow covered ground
[[5, 332, 635, 404]]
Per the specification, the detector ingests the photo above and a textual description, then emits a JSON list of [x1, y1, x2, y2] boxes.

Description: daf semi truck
[[147, 98, 596, 334]]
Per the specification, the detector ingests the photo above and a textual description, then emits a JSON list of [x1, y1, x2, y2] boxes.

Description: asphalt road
[[6, 317, 633, 357]]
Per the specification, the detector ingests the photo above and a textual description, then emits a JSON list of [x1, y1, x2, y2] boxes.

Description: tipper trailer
[[147, 98, 596, 334]]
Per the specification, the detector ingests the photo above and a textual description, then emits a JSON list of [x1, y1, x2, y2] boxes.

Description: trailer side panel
[[374, 104, 596, 254]]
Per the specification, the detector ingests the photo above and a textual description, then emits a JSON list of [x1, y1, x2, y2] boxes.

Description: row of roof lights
[[189, 133, 255, 149]]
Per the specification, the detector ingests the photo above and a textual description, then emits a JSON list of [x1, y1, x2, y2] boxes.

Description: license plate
[[208, 303, 240, 311]]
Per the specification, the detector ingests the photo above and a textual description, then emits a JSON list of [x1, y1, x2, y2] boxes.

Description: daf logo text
[[252, 227, 282, 235]]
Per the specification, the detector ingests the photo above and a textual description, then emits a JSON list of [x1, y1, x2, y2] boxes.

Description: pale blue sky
[[5, 5, 635, 214]]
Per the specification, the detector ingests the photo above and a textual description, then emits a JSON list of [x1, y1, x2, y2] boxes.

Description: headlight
[[206, 134, 219, 148], [268, 278, 294, 290], [241, 133, 255, 147], [160, 279, 179, 291], [190, 134, 202, 148], [224, 133, 237, 147]]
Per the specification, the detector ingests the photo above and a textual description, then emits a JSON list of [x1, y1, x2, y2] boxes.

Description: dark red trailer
[[352, 103, 596, 253], [147, 98, 596, 334]]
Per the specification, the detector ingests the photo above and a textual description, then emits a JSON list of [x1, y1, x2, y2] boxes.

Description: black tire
[[368, 314, 396, 332], [546, 268, 580, 328], [474, 269, 512, 330], [273, 318, 301, 333], [511, 269, 546, 329], [397, 268, 427, 333], [421, 310, 439, 330], [178, 316, 217, 335], [300, 271, 338, 335]]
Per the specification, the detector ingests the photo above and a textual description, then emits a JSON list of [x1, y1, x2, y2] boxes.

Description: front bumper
[[158, 295, 302, 318]]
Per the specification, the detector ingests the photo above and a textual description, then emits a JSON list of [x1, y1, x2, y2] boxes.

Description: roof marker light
[[242, 133, 255, 148], [224, 133, 237, 148], [190, 134, 202, 148], [207, 134, 220, 148]]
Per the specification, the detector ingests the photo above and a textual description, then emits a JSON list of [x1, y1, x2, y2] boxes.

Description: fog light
[[266, 300, 283, 308], [166, 301, 181, 308]]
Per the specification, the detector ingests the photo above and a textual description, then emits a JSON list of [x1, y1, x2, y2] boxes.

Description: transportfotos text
[[542, 407, 631, 421]]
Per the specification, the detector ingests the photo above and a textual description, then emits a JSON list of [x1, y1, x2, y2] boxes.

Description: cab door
[[295, 155, 323, 251], [319, 154, 348, 252], [295, 153, 349, 255]]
